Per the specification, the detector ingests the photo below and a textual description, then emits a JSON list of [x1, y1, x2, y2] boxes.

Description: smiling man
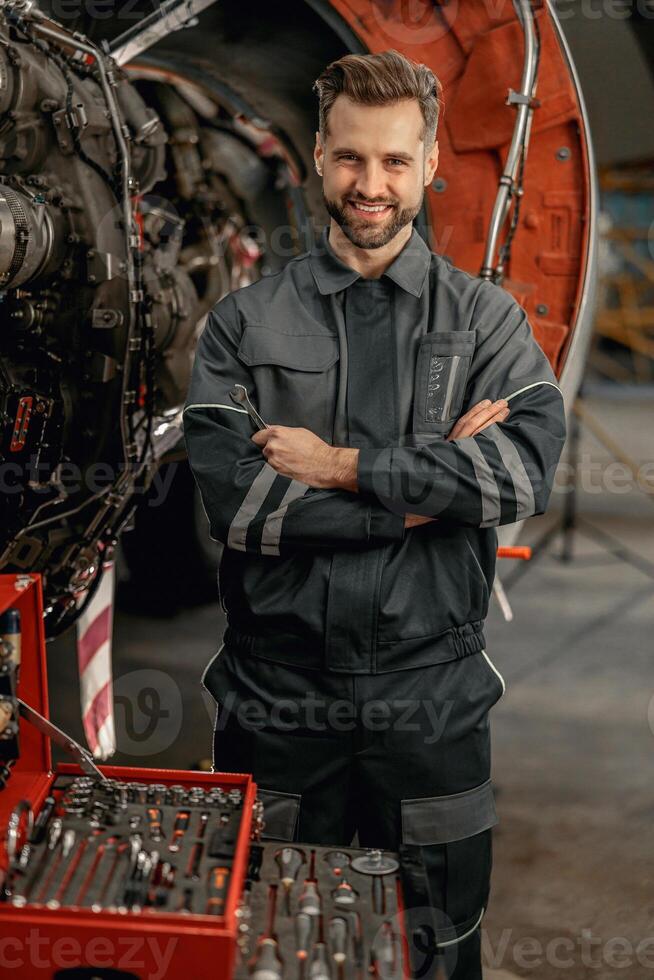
[[183, 50, 566, 979]]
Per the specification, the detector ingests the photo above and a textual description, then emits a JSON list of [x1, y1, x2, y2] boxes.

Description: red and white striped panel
[[76, 560, 116, 760]]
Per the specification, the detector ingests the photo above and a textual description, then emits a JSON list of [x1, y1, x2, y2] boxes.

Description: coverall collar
[[309, 224, 432, 298]]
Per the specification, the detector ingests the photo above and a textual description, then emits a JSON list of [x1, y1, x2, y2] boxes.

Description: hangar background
[[39, 4, 654, 977]]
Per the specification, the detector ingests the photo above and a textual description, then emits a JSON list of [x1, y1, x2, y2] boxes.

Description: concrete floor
[[45, 387, 654, 979]]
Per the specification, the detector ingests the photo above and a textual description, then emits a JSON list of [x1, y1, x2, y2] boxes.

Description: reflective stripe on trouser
[[206, 643, 505, 980]]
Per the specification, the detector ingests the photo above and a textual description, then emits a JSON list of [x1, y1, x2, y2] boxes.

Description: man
[[183, 49, 566, 979]]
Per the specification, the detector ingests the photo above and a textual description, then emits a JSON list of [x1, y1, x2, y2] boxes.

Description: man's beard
[[322, 190, 423, 250]]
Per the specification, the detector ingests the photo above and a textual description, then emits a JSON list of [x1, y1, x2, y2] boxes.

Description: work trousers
[[205, 643, 505, 979]]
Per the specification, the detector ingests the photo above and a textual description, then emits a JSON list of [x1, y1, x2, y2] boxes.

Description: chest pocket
[[413, 330, 476, 434], [237, 325, 339, 440]]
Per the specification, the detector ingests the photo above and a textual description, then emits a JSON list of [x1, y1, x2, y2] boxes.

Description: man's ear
[[425, 139, 439, 186], [314, 131, 324, 175]]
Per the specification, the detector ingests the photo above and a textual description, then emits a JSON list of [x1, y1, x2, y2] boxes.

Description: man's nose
[[355, 163, 390, 202]]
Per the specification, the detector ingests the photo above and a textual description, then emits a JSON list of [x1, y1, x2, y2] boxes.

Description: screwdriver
[[324, 851, 350, 876], [185, 841, 204, 880], [206, 865, 230, 915], [329, 916, 348, 967], [372, 875, 385, 915], [308, 915, 331, 980], [295, 910, 313, 964], [147, 807, 163, 842], [370, 921, 398, 978], [250, 937, 283, 980], [332, 879, 358, 907], [274, 846, 304, 914], [169, 809, 190, 852], [29, 796, 56, 845], [298, 879, 321, 917]]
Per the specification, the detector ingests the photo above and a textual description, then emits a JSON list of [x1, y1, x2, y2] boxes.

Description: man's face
[[314, 95, 439, 250]]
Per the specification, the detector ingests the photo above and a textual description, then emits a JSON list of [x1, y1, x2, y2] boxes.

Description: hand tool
[[371, 876, 385, 916], [298, 849, 322, 917], [229, 383, 268, 430], [249, 883, 283, 980], [21, 817, 63, 901], [33, 827, 73, 904], [197, 810, 210, 838], [97, 839, 129, 908], [178, 886, 194, 913], [250, 938, 283, 980], [295, 910, 313, 966], [29, 795, 56, 845], [75, 835, 118, 905], [128, 832, 143, 871], [324, 851, 350, 876], [274, 846, 304, 914], [370, 921, 398, 979], [148, 784, 167, 805], [345, 910, 364, 972], [17, 698, 106, 780], [350, 848, 398, 876], [329, 916, 348, 968], [47, 817, 63, 851], [308, 915, 331, 980], [206, 864, 230, 915], [6, 799, 33, 867], [169, 784, 186, 804], [168, 809, 190, 852], [185, 841, 203, 880], [331, 879, 358, 907], [147, 806, 163, 841], [55, 831, 97, 904]]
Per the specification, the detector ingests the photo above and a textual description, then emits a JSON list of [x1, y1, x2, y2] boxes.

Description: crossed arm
[[251, 397, 511, 528], [183, 286, 566, 555]]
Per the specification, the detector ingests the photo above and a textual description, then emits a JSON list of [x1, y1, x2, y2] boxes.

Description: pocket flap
[[419, 329, 476, 353], [238, 326, 339, 371], [401, 779, 497, 845]]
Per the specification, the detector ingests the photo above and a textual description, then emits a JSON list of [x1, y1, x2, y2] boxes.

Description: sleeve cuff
[[368, 504, 405, 543], [357, 446, 382, 498]]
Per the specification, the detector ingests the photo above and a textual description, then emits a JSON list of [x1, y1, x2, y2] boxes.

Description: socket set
[[2, 774, 245, 917], [233, 842, 407, 979]]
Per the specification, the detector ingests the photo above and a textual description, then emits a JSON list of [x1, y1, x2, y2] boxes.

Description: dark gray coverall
[[183, 225, 567, 977]]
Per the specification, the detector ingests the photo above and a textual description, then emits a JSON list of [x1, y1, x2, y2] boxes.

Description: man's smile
[[347, 200, 395, 219]]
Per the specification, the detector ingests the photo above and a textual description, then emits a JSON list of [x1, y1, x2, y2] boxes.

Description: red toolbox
[[0, 573, 257, 980]]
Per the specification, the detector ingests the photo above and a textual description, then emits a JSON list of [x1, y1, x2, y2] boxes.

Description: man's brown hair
[[313, 49, 443, 152]]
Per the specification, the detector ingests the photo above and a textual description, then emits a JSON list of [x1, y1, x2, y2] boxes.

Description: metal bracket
[[506, 88, 540, 109]]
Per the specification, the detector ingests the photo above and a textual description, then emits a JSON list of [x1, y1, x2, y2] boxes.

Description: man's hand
[[251, 426, 357, 489], [252, 398, 510, 525], [446, 398, 509, 441], [406, 398, 510, 528]]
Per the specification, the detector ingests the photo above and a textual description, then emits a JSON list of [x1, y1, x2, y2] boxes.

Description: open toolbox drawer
[[0, 573, 257, 979]]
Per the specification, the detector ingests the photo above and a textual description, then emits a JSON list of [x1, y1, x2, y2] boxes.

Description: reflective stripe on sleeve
[[227, 463, 278, 551], [482, 425, 535, 521], [455, 437, 502, 527], [260, 480, 311, 556]]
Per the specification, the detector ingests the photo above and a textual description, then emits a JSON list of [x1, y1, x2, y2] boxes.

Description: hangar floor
[[46, 386, 653, 980]]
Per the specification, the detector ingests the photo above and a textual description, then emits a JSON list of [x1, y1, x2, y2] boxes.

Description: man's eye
[[388, 159, 407, 167], [338, 154, 358, 161]]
